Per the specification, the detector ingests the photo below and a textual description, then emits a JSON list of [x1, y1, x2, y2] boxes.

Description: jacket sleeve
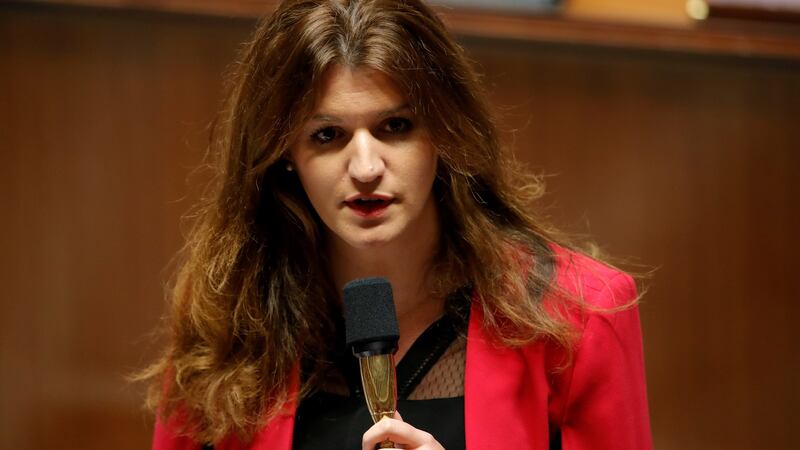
[[555, 273, 653, 450]]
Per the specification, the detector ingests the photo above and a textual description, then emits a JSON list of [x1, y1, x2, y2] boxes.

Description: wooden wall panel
[[0, 6, 250, 449], [1, 3, 798, 450], [466, 39, 800, 450]]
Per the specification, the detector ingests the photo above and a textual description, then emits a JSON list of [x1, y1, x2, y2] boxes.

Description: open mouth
[[345, 196, 394, 217]]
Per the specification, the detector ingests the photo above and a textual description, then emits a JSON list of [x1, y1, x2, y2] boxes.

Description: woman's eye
[[382, 117, 412, 134], [310, 127, 340, 145]]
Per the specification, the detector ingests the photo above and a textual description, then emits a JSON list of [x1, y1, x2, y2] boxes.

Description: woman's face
[[290, 65, 438, 250]]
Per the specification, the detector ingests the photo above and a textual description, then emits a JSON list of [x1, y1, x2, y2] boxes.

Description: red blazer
[[153, 248, 652, 450]]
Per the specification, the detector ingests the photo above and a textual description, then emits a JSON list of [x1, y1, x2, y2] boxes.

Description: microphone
[[343, 277, 399, 449]]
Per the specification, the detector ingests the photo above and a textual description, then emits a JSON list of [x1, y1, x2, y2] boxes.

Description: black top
[[293, 312, 467, 450]]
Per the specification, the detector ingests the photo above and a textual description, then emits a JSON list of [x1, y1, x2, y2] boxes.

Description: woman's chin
[[344, 233, 395, 250], [331, 225, 402, 251]]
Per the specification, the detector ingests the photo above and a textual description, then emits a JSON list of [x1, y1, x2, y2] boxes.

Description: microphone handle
[[359, 353, 398, 448]]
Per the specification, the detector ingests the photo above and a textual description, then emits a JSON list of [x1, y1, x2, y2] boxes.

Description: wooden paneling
[[439, 10, 800, 60], [467, 38, 800, 450], [0, 5, 250, 449], [1, 3, 798, 450], [15, 0, 800, 60], [25, 0, 691, 24]]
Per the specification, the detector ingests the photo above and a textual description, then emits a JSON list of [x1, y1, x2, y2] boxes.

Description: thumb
[[393, 410, 404, 422]]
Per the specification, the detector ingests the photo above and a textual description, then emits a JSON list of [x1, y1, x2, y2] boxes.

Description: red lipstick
[[344, 194, 394, 218]]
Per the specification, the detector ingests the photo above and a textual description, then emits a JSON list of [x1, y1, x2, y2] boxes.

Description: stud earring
[[285, 162, 294, 172]]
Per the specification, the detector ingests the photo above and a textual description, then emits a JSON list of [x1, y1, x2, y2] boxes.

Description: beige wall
[[568, 0, 689, 23]]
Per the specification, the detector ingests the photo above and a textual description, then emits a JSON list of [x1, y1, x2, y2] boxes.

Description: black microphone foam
[[343, 277, 399, 356]]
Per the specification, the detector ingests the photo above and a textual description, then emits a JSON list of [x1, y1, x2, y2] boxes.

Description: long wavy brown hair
[[139, 0, 610, 444]]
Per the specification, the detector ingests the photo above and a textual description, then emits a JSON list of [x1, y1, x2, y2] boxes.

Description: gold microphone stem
[[359, 354, 398, 448]]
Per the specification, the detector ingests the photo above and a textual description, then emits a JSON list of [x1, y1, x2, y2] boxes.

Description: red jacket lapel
[[464, 299, 551, 450]]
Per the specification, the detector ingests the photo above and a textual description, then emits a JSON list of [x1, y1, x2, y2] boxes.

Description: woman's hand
[[361, 413, 445, 450]]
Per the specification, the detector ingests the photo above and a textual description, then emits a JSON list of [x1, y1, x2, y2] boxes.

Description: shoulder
[[548, 243, 637, 310], [541, 246, 653, 449]]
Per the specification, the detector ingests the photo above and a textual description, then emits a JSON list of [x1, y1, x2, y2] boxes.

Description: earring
[[285, 162, 294, 172]]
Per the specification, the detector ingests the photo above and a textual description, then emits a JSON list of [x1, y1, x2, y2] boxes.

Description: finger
[[393, 410, 403, 422], [362, 417, 440, 450]]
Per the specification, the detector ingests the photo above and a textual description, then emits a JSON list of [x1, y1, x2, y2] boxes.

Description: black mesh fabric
[[407, 334, 466, 400]]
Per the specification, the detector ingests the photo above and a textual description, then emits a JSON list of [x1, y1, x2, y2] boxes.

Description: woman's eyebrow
[[308, 113, 342, 124], [309, 104, 411, 123], [378, 104, 411, 117]]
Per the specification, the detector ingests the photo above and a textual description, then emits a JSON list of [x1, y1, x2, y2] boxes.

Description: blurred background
[[1, 0, 798, 449]]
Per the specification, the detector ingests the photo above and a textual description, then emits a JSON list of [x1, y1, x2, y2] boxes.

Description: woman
[[142, 0, 652, 449]]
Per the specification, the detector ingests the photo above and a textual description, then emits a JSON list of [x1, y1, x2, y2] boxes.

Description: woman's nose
[[347, 130, 385, 183]]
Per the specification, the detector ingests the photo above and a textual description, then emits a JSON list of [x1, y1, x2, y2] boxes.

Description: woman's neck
[[327, 226, 443, 362]]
